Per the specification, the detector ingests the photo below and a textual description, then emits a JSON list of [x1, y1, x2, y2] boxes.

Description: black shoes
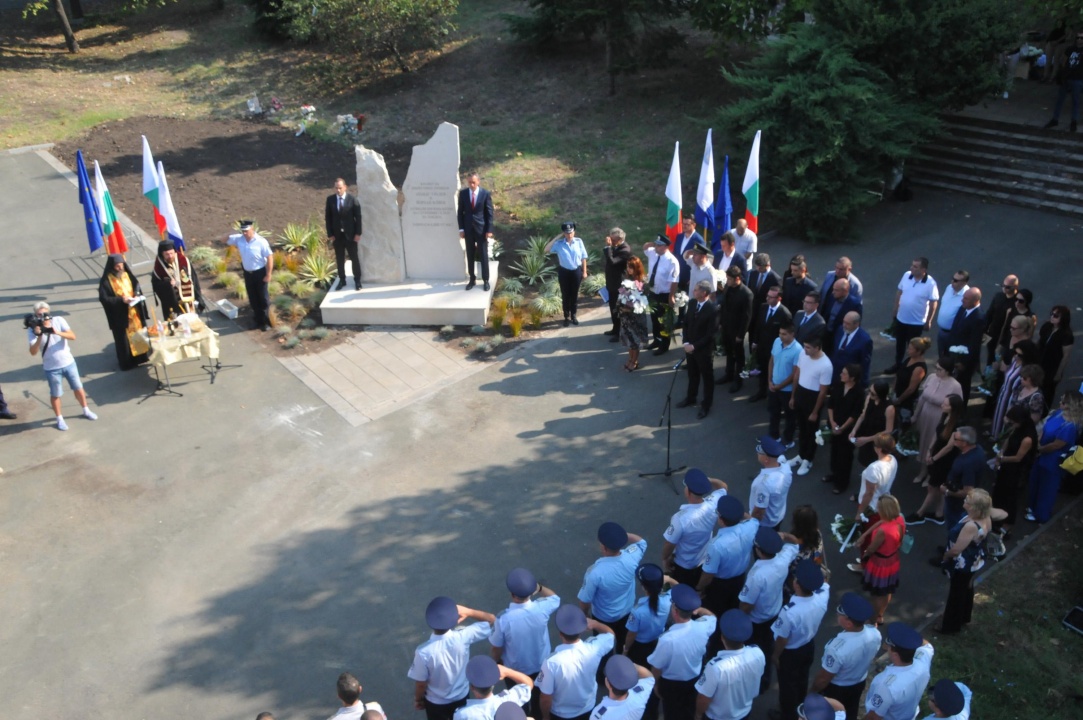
[[466, 280, 476, 291], [653, 346, 668, 356], [335, 278, 347, 291], [355, 279, 362, 291], [609, 335, 619, 343], [729, 379, 743, 393], [571, 316, 579, 326], [563, 318, 570, 327], [1044, 118, 1058, 129], [0, 411, 16, 420], [603, 329, 617, 336], [697, 407, 710, 419], [483, 281, 491, 291]]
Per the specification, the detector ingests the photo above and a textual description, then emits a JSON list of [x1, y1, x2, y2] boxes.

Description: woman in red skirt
[[856, 495, 905, 625]]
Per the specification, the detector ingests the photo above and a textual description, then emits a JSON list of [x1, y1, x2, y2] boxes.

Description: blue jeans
[[1052, 79, 1083, 123], [45, 361, 82, 397]]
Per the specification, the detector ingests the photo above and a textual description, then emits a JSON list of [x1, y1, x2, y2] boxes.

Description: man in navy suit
[[793, 293, 826, 345], [819, 256, 863, 306], [677, 280, 720, 419], [749, 285, 792, 401], [674, 216, 704, 328], [821, 278, 863, 354], [831, 312, 873, 385], [945, 287, 984, 403], [325, 178, 363, 291], [712, 232, 747, 284], [746, 253, 781, 356], [457, 173, 494, 291]]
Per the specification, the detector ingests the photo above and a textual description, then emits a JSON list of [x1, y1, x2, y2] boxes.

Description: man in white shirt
[[642, 235, 680, 355], [771, 561, 830, 720], [538, 606, 615, 720], [491, 568, 560, 718], [863, 623, 934, 720], [327, 672, 384, 720], [647, 585, 717, 720], [712, 233, 747, 280], [788, 338, 833, 476], [694, 610, 765, 720], [662, 468, 728, 587], [454, 656, 534, 720], [749, 437, 794, 529], [731, 218, 757, 260], [886, 257, 939, 373], [935, 270, 970, 357], [683, 242, 720, 299]]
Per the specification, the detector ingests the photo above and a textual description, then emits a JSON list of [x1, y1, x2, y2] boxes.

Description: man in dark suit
[[748, 285, 792, 402], [457, 172, 494, 291], [325, 177, 363, 291], [831, 312, 873, 384], [717, 266, 754, 393], [946, 287, 985, 403], [793, 292, 826, 345], [677, 280, 720, 419], [712, 232, 747, 283], [603, 227, 633, 339], [674, 216, 704, 328], [781, 257, 818, 315], [821, 278, 863, 354], [746, 252, 782, 356]]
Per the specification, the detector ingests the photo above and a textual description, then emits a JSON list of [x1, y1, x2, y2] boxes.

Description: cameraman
[[26, 301, 97, 431]]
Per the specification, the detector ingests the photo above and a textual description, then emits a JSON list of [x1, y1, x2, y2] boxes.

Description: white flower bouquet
[[619, 279, 649, 314], [673, 291, 689, 309], [830, 513, 866, 551], [948, 345, 969, 355]]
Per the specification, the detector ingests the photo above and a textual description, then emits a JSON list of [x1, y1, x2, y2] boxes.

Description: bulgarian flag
[[93, 161, 129, 254], [664, 141, 682, 247], [742, 130, 761, 233], [142, 135, 167, 236]]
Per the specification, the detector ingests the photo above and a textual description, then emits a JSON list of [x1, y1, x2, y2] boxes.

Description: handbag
[[900, 532, 915, 554], [1060, 446, 1083, 475]]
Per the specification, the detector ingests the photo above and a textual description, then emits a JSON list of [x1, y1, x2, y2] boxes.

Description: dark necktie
[[841, 332, 850, 349], [337, 196, 343, 211], [648, 258, 659, 291], [767, 307, 774, 322]]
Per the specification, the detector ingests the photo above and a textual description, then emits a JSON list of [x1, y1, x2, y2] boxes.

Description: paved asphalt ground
[[1, 147, 1081, 720]]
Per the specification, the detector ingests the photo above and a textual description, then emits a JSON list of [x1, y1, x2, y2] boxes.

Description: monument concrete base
[[320, 261, 498, 327]]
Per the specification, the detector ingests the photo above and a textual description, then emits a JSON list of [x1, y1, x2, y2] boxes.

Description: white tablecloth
[[148, 327, 220, 368]]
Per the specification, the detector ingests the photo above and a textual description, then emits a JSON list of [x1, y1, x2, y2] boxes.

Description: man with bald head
[[946, 287, 984, 403], [821, 279, 863, 356], [983, 275, 1018, 369], [831, 312, 872, 385], [730, 218, 758, 261]]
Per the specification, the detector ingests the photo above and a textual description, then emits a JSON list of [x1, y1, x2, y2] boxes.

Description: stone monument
[[400, 122, 467, 279], [355, 145, 406, 283]]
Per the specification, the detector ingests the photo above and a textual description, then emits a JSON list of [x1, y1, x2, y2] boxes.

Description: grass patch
[[930, 505, 1083, 719]]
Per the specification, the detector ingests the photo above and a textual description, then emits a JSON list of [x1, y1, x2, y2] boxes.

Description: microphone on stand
[[672, 357, 686, 371]]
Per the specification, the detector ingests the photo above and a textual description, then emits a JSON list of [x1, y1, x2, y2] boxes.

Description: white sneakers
[[83, 407, 98, 421], [797, 459, 812, 476]]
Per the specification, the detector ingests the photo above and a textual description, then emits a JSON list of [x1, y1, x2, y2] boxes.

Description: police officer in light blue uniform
[[810, 593, 882, 720], [863, 623, 934, 720], [698, 495, 758, 619], [537, 606, 615, 720], [578, 522, 647, 654], [694, 610, 765, 720], [662, 468, 729, 588], [624, 564, 674, 667], [749, 436, 794, 529], [921, 679, 971, 720], [454, 656, 535, 720], [647, 584, 717, 720], [409, 596, 497, 720], [797, 693, 847, 720], [771, 561, 831, 720], [491, 568, 560, 717], [590, 655, 655, 720], [738, 527, 800, 695]]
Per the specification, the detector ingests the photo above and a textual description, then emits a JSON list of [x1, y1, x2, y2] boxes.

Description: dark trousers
[[650, 293, 671, 350], [769, 389, 795, 443], [722, 333, 744, 380], [1052, 78, 1083, 123], [504, 675, 541, 719], [594, 612, 630, 684], [0, 384, 8, 413], [333, 237, 361, 281], [823, 680, 865, 720], [704, 574, 746, 657], [829, 431, 856, 492], [777, 641, 815, 720], [941, 570, 976, 633], [465, 233, 489, 282], [794, 386, 821, 462], [670, 563, 702, 588], [424, 696, 467, 720], [607, 284, 621, 332], [658, 677, 698, 720], [685, 350, 715, 410], [893, 321, 923, 367], [755, 351, 771, 394], [954, 364, 976, 405], [557, 267, 583, 318], [750, 618, 776, 695], [243, 267, 270, 327]]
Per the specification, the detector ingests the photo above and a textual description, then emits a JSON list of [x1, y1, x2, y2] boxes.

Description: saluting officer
[[863, 624, 934, 720], [578, 522, 647, 654], [749, 437, 794, 529], [737, 528, 800, 695], [590, 656, 655, 720], [922, 680, 971, 720], [647, 585, 717, 720], [662, 468, 729, 588], [771, 561, 830, 720], [810, 593, 882, 720], [408, 596, 496, 720], [694, 610, 765, 720], [491, 568, 560, 717], [454, 656, 534, 720], [537, 606, 615, 720], [697, 495, 758, 617]]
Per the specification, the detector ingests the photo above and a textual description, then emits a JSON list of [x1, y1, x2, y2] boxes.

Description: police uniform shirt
[[407, 622, 493, 704], [537, 635, 615, 718], [646, 615, 718, 680], [554, 237, 589, 271], [702, 519, 758, 580], [589, 677, 655, 720], [771, 582, 831, 649], [748, 464, 793, 528], [626, 591, 673, 645], [227, 232, 273, 272], [694, 645, 766, 720], [864, 645, 934, 720], [328, 701, 384, 720], [577, 539, 648, 622], [645, 248, 680, 295], [919, 682, 972, 720], [664, 489, 727, 570], [820, 625, 882, 686], [453, 685, 533, 720], [491, 594, 562, 675], [738, 544, 800, 623]]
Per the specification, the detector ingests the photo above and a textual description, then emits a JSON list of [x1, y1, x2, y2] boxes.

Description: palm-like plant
[[278, 223, 315, 254], [299, 250, 337, 288], [510, 253, 555, 286]]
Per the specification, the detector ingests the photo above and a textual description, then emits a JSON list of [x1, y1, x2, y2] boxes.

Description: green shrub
[[580, 274, 606, 296]]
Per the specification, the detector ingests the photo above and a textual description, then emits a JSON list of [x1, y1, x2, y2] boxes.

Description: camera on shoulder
[[24, 313, 52, 333]]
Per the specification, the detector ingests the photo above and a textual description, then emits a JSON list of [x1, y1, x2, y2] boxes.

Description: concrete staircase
[[909, 115, 1083, 218]]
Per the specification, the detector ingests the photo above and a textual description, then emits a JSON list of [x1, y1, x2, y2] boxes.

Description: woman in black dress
[[825, 364, 864, 493], [906, 393, 964, 524], [851, 380, 896, 468], [991, 404, 1037, 541], [1038, 305, 1074, 404], [894, 337, 930, 419]]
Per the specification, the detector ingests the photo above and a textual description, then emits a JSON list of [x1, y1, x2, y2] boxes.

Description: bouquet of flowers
[[830, 513, 866, 550], [896, 427, 920, 456], [815, 425, 833, 446], [948, 345, 969, 356], [977, 364, 998, 397], [672, 291, 689, 309], [740, 353, 757, 379], [618, 279, 649, 314]]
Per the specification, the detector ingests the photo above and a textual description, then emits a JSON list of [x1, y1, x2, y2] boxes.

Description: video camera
[[23, 313, 53, 333]]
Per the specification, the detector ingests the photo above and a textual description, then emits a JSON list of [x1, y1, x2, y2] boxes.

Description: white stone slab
[[321, 262, 499, 327], [400, 122, 467, 280], [355, 145, 406, 283]]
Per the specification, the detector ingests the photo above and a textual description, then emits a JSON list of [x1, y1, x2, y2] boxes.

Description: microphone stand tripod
[[639, 356, 687, 493]]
